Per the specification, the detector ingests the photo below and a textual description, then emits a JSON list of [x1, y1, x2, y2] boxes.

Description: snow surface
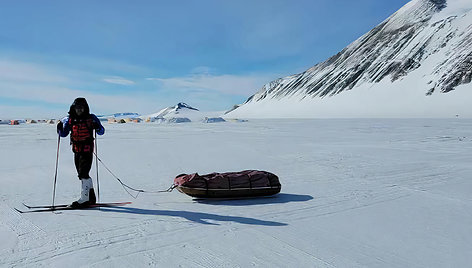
[[1, 119, 471, 267], [434, 0, 472, 19], [226, 80, 472, 118]]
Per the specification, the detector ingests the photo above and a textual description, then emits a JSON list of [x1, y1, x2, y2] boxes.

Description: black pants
[[74, 152, 93, 180]]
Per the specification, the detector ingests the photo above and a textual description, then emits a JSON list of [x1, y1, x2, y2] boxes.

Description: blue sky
[[0, 0, 410, 118]]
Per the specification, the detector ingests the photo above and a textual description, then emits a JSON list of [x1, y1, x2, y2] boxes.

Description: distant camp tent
[[108, 118, 117, 124], [203, 117, 226, 123], [227, 119, 248, 123], [118, 119, 127, 124], [9, 120, 20, 125], [167, 117, 191, 123], [150, 117, 166, 123], [26, 119, 37, 124]]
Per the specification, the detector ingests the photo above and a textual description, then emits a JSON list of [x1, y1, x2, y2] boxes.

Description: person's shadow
[[99, 206, 287, 226], [99, 193, 312, 226]]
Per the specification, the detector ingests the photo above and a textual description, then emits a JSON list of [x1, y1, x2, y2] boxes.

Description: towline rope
[[93, 152, 176, 199]]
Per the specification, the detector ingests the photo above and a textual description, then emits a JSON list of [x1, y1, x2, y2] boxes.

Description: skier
[[57, 97, 105, 207]]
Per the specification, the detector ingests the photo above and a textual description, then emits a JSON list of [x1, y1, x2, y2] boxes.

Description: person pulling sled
[[57, 97, 105, 208]]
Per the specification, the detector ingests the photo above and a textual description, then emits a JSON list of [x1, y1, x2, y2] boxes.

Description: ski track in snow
[[1, 119, 471, 267]]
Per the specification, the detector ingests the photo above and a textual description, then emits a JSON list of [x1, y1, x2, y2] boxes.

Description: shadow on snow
[[99, 206, 288, 226], [192, 193, 314, 206]]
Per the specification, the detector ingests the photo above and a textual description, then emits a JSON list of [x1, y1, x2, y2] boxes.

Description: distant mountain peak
[[147, 102, 200, 119], [176, 102, 199, 111]]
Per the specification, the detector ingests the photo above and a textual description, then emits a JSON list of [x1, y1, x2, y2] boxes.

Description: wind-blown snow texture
[[1, 120, 471, 267], [230, 0, 471, 118]]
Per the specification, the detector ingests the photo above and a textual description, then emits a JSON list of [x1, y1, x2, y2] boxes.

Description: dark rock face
[[439, 52, 472, 92], [176, 102, 199, 111], [430, 0, 447, 10], [244, 0, 471, 105], [224, 104, 242, 114]]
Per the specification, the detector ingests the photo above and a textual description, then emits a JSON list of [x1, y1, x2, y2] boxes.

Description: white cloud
[[147, 73, 274, 95], [0, 59, 157, 117], [0, 59, 69, 83], [190, 66, 212, 75], [0, 81, 162, 118], [0, 58, 279, 117], [103, 76, 135, 86]]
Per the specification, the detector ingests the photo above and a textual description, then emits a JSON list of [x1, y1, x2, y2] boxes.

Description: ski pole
[[95, 130, 100, 204], [52, 134, 61, 208]]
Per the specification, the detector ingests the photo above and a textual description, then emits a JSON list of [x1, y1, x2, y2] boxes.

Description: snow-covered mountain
[[146, 102, 200, 120], [227, 0, 472, 118]]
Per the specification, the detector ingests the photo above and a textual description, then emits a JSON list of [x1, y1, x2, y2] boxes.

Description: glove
[[57, 121, 63, 134]]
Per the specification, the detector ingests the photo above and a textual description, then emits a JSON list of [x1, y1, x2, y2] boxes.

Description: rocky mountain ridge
[[241, 0, 471, 106]]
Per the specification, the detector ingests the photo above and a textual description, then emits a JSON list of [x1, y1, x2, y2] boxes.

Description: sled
[[174, 170, 281, 198]]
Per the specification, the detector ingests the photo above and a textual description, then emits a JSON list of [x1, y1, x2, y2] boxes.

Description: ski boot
[[71, 178, 97, 208]]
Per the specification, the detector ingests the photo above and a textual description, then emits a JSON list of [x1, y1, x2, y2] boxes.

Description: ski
[[16, 202, 131, 213], [23, 203, 68, 209], [23, 201, 131, 209]]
